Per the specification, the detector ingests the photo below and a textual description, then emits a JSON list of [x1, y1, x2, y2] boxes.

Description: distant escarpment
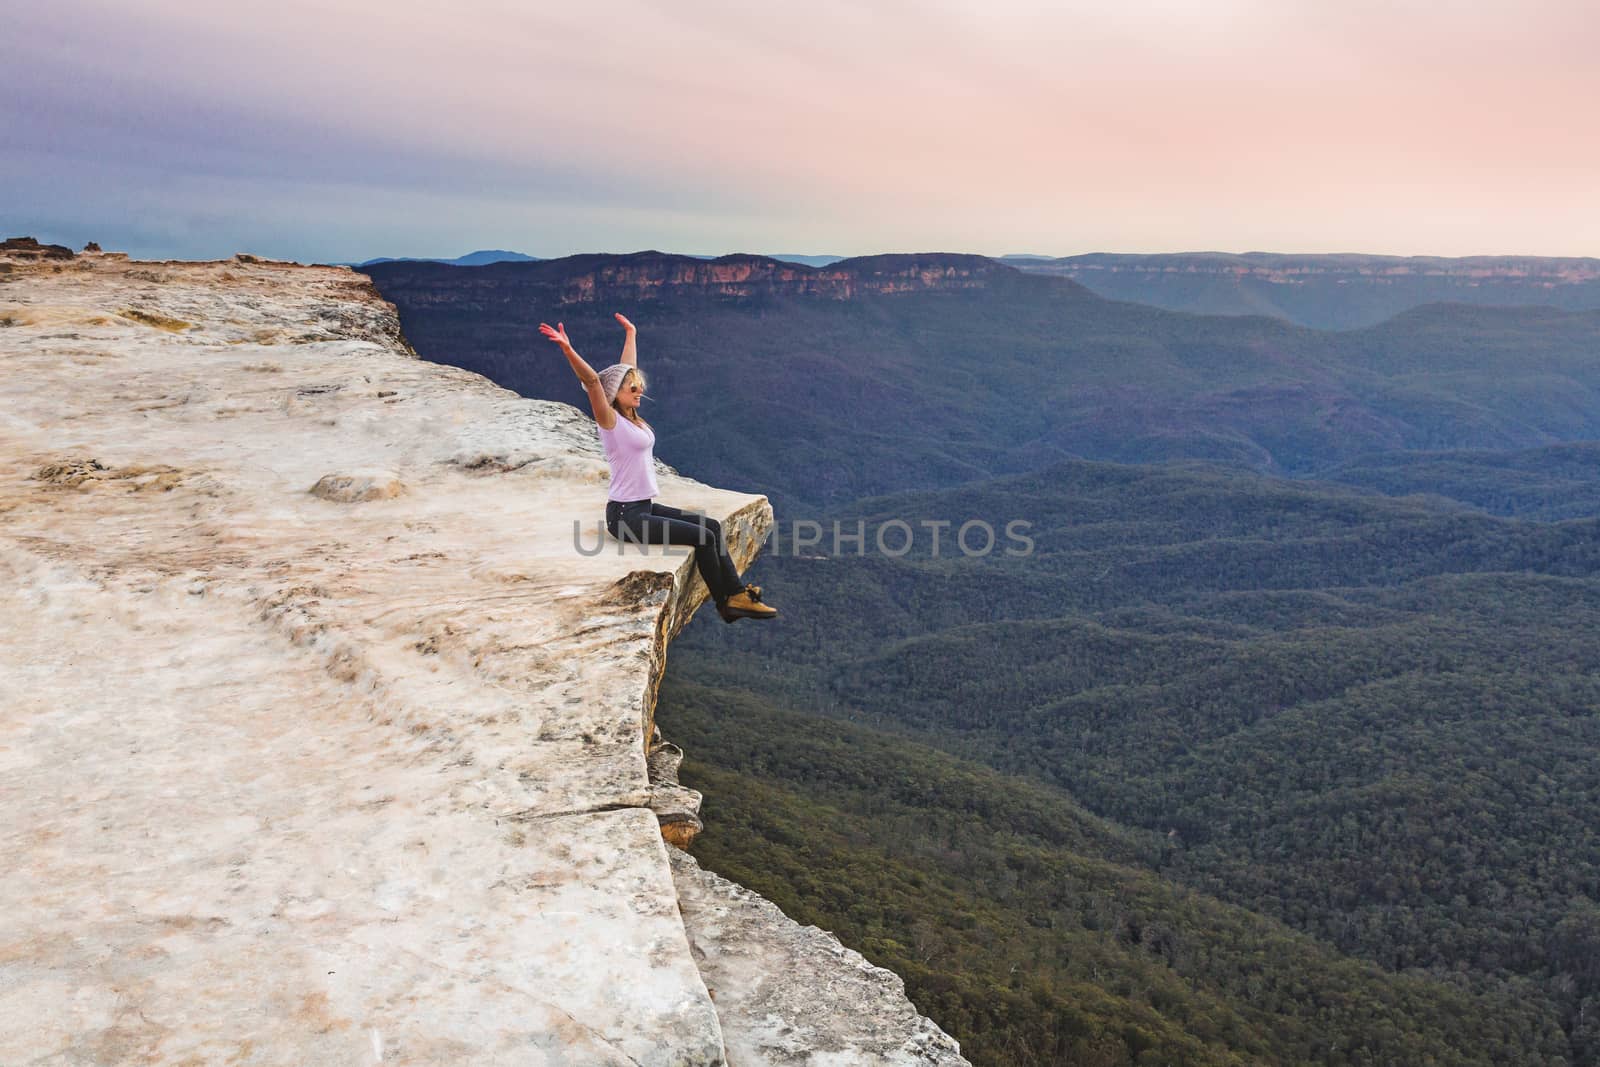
[[365, 250, 1025, 307], [1006, 251, 1600, 329]]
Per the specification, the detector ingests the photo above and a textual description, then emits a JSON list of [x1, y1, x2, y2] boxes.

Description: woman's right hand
[[538, 322, 571, 349]]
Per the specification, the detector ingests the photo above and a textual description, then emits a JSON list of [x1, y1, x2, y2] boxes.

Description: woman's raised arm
[[614, 312, 637, 368], [539, 321, 616, 430]]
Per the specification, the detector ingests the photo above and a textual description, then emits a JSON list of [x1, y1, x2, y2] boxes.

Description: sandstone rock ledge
[[0, 249, 965, 1065]]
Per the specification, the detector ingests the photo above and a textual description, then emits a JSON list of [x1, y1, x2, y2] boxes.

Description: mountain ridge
[[365, 249, 1031, 304], [1006, 251, 1600, 329], [350, 248, 542, 268]]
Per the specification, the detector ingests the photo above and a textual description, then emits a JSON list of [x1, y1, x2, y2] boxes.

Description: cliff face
[[0, 248, 965, 1064], [369, 249, 1011, 307]]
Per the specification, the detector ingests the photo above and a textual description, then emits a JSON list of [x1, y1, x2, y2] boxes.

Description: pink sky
[[5, 0, 1597, 261]]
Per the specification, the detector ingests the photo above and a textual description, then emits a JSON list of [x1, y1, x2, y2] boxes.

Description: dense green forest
[[365, 255, 1600, 1064], [1325, 444, 1600, 519], [666, 460, 1600, 1065], [668, 682, 1571, 1065]]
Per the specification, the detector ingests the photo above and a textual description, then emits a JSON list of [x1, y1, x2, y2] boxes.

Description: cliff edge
[[0, 246, 965, 1064]]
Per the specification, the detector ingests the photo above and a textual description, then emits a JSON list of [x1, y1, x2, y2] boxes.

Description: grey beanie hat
[[598, 363, 631, 404]]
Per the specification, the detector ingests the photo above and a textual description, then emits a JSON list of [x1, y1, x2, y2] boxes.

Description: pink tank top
[[597, 416, 660, 502]]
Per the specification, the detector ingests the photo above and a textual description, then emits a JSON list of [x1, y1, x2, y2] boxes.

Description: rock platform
[[0, 249, 964, 1065]]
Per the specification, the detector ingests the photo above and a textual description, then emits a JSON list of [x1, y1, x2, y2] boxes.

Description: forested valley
[[664, 461, 1600, 1064]]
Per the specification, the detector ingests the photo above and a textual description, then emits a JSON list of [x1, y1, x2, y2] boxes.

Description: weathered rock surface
[[309, 469, 409, 501], [0, 250, 965, 1064], [671, 851, 967, 1066], [0, 235, 75, 260]]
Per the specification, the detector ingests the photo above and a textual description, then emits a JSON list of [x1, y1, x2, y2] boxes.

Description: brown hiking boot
[[718, 588, 777, 622]]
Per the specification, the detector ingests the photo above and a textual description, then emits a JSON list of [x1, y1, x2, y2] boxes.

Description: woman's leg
[[609, 501, 742, 603], [647, 503, 746, 596]]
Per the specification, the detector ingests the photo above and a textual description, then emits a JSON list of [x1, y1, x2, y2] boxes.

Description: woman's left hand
[[614, 312, 636, 333]]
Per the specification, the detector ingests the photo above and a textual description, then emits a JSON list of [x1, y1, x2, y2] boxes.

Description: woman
[[540, 313, 776, 623]]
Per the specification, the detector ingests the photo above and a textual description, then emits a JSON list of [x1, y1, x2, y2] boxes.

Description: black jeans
[[606, 499, 745, 604]]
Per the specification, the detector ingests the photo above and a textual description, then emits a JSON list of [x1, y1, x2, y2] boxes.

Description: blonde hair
[[613, 367, 650, 427]]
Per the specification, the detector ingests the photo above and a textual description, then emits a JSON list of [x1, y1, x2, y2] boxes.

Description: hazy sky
[[5, 0, 1597, 262]]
